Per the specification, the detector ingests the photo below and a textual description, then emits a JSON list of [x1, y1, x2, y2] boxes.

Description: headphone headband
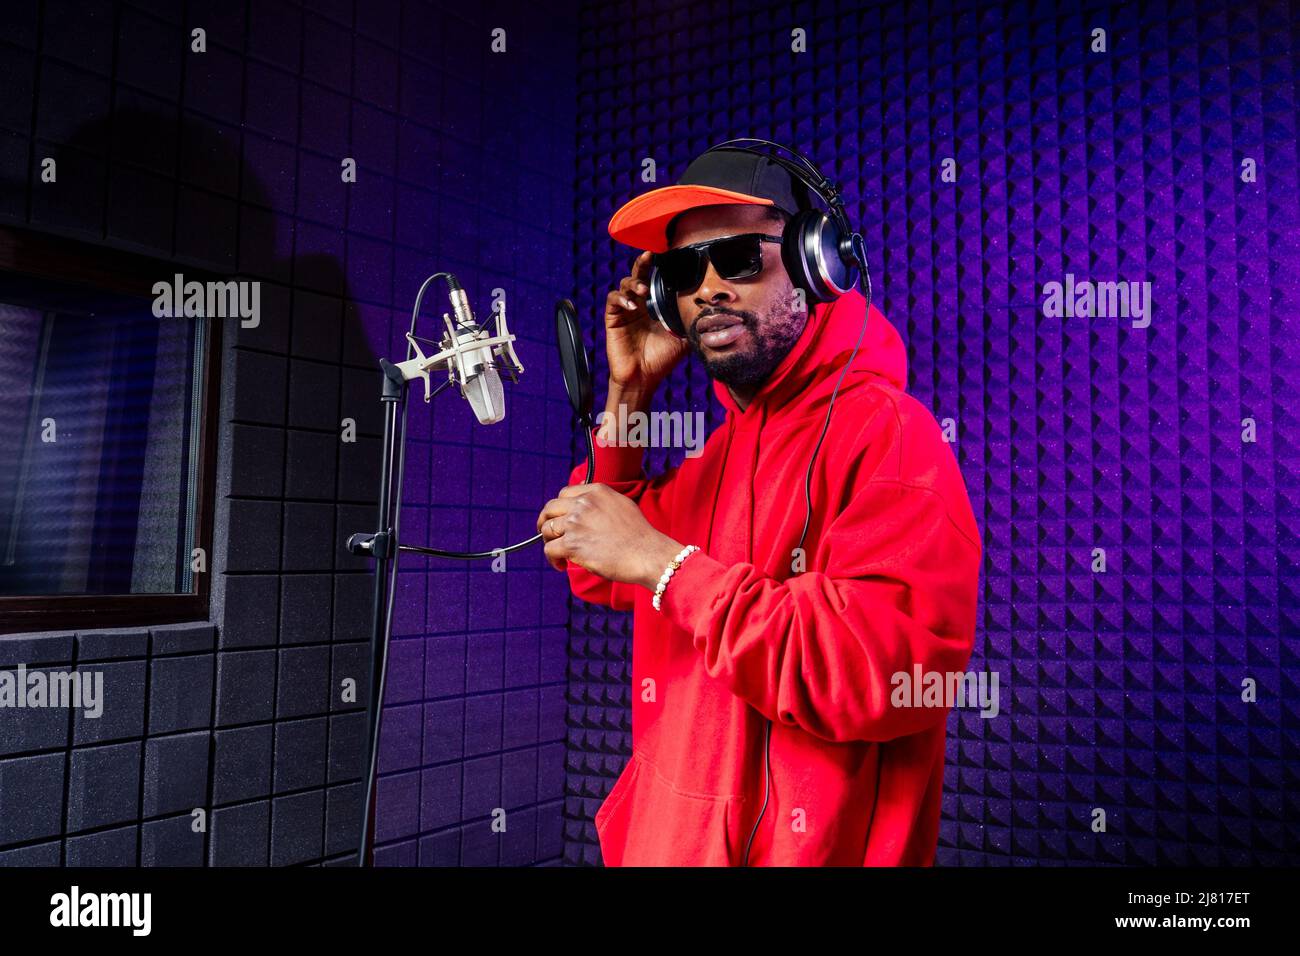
[[702, 138, 852, 236]]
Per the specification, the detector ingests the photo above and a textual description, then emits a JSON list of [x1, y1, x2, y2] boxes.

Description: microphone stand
[[346, 287, 593, 868], [348, 357, 405, 867]]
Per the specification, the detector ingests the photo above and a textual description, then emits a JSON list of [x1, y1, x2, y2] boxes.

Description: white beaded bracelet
[[652, 544, 700, 612]]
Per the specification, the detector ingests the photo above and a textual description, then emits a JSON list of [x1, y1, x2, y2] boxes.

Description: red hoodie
[[563, 288, 982, 866]]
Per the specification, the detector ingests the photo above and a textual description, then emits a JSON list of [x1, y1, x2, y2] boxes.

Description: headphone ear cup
[[781, 209, 857, 304], [647, 265, 686, 338]]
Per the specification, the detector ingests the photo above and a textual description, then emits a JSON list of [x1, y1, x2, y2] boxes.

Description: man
[[535, 147, 982, 866]]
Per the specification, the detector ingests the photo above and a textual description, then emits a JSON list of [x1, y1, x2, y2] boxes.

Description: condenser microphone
[[443, 319, 506, 425], [443, 276, 503, 424], [462, 361, 505, 424], [394, 274, 523, 425]]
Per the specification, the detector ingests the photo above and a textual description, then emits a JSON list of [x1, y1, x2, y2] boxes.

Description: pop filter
[[555, 298, 593, 426]]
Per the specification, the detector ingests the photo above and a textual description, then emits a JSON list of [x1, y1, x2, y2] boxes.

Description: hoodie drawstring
[[705, 415, 734, 552], [748, 403, 766, 564]]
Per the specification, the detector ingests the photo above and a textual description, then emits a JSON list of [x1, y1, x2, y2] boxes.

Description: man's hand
[[605, 250, 690, 390], [537, 483, 684, 589]]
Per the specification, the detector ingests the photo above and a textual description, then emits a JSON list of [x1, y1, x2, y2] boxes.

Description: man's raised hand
[[603, 250, 689, 390]]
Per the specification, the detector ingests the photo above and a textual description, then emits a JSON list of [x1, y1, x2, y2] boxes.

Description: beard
[[687, 301, 809, 390]]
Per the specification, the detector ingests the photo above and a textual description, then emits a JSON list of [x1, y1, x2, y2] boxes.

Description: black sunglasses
[[653, 233, 784, 293]]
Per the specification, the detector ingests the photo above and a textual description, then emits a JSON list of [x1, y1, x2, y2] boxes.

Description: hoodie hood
[[710, 287, 907, 418], [695, 285, 910, 563]]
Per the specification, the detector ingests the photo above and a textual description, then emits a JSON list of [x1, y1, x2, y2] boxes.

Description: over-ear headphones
[[646, 138, 865, 339]]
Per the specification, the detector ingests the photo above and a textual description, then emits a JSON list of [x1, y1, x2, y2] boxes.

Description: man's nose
[[694, 260, 736, 304]]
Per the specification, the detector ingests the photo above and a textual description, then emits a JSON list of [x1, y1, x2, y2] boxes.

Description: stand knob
[[347, 532, 391, 558]]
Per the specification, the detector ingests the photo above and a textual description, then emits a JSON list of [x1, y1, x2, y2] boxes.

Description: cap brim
[[607, 185, 775, 253]]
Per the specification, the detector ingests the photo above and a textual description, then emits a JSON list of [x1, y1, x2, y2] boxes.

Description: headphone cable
[[742, 233, 872, 867]]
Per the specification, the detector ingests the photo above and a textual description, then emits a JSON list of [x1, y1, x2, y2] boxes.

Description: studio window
[[0, 227, 220, 633]]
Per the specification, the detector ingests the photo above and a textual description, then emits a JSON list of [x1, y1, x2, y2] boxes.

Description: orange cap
[[607, 185, 776, 253]]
